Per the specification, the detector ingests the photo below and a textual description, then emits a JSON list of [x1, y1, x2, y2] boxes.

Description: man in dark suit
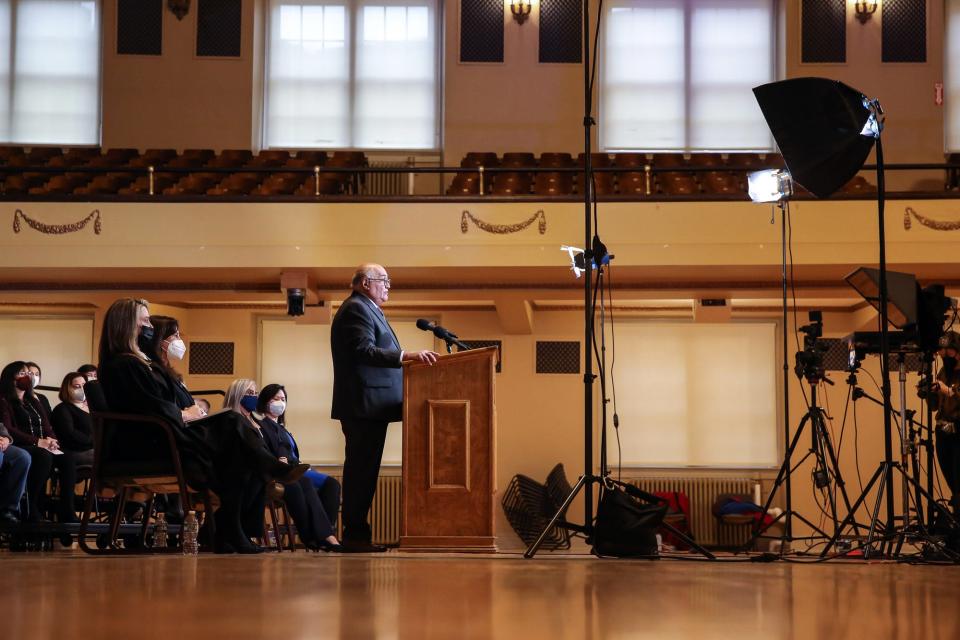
[[331, 263, 438, 552]]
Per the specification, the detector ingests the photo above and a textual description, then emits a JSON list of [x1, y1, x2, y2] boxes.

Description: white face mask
[[70, 388, 86, 403], [268, 400, 286, 417], [166, 338, 186, 361], [31, 374, 40, 389]]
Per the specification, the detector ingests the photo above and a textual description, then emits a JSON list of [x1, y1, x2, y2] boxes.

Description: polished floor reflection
[[4, 551, 960, 639]]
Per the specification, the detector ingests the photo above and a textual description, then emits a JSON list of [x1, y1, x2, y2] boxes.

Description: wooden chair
[[538, 152, 573, 168], [446, 173, 481, 195], [79, 381, 214, 555], [616, 171, 650, 196], [207, 149, 254, 168], [266, 494, 297, 552], [533, 172, 573, 195]]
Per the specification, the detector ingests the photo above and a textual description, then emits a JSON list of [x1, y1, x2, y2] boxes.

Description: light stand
[[524, 0, 598, 559]]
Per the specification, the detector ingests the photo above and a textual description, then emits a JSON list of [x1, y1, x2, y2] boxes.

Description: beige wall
[[101, 0, 259, 151], [97, 0, 949, 182]]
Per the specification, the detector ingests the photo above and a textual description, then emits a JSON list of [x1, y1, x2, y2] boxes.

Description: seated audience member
[[143, 315, 207, 421], [96, 299, 307, 553], [77, 364, 98, 382], [223, 379, 313, 548], [24, 361, 52, 416], [51, 372, 95, 467], [0, 422, 31, 524], [258, 384, 342, 536], [248, 382, 342, 551], [195, 398, 211, 415], [0, 361, 80, 522]]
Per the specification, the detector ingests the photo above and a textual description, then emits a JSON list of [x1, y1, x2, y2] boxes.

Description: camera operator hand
[[936, 380, 955, 397]]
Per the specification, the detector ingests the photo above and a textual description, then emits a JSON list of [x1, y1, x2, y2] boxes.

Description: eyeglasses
[[367, 277, 391, 286]]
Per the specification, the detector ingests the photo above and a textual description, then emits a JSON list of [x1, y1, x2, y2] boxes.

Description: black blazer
[[258, 416, 297, 462], [330, 291, 404, 422], [51, 402, 94, 452]]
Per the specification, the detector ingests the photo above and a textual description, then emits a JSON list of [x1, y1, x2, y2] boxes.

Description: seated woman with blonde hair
[[96, 298, 308, 553], [225, 379, 342, 552]]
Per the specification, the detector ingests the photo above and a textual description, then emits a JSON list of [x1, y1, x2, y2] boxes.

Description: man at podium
[[330, 263, 439, 552]]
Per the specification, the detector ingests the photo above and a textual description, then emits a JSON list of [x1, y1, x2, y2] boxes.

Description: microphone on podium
[[416, 319, 470, 352]]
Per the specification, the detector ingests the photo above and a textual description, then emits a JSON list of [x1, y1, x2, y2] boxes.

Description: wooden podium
[[399, 346, 497, 552]]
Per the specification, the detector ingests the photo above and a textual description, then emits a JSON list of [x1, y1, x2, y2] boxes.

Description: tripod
[[823, 355, 960, 559], [746, 372, 861, 551], [524, 263, 714, 560]]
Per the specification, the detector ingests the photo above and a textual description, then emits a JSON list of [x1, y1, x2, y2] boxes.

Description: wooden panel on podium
[[400, 346, 497, 552]]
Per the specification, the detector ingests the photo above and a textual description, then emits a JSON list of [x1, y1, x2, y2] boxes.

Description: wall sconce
[[510, 0, 532, 25], [854, 1, 878, 24], [168, 0, 190, 21]]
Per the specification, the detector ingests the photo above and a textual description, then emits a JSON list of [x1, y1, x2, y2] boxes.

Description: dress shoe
[[317, 540, 345, 553], [276, 462, 310, 485], [338, 540, 387, 553], [0, 511, 20, 526]]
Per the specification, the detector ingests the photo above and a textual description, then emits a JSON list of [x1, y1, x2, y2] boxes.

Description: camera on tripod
[[795, 310, 830, 383]]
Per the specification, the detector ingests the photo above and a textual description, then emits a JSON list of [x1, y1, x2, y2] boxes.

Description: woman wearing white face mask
[[51, 372, 95, 468], [256, 383, 343, 552], [145, 315, 207, 422]]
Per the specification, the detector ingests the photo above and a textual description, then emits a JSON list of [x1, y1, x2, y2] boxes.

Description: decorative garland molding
[[903, 206, 960, 231], [13, 209, 101, 235], [460, 209, 546, 234]]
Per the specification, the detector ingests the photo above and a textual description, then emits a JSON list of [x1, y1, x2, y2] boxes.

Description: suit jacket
[[258, 415, 298, 462], [330, 291, 404, 422]]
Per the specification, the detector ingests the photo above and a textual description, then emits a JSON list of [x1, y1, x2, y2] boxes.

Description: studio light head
[[286, 288, 305, 317], [748, 168, 793, 203], [751, 77, 881, 199]]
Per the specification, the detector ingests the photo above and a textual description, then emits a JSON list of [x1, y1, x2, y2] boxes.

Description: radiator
[[332, 474, 403, 545], [626, 476, 756, 547], [363, 160, 414, 196]]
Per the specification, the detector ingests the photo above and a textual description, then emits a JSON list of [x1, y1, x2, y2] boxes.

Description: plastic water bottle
[[153, 512, 168, 549], [182, 510, 199, 555], [265, 524, 276, 548]]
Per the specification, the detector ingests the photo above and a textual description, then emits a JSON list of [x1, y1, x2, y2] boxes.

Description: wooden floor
[[3, 549, 960, 639]]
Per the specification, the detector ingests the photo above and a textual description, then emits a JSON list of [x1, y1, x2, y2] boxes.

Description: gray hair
[[351, 263, 383, 290]]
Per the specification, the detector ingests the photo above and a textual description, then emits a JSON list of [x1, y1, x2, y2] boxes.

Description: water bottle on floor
[[182, 510, 199, 555], [153, 512, 168, 549]]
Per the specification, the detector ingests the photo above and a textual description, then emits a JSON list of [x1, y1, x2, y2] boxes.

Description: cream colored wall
[[4, 198, 960, 272], [100, 0, 259, 151], [97, 0, 947, 180], [441, 0, 589, 165], [785, 2, 946, 190]]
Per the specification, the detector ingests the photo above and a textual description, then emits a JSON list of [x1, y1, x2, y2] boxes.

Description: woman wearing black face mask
[[97, 298, 309, 553], [926, 331, 960, 513], [0, 361, 80, 522]]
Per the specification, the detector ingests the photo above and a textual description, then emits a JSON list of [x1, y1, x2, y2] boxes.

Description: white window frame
[[599, 0, 778, 153], [262, 0, 442, 151], [0, 0, 102, 146]]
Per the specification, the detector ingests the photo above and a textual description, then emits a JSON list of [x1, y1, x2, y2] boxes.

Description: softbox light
[[753, 78, 879, 199]]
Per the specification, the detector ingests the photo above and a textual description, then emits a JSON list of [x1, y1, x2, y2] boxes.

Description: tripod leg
[[815, 409, 863, 538], [658, 520, 715, 560], [864, 464, 891, 560], [524, 474, 590, 559], [821, 464, 884, 557], [742, 413, 814, 551]]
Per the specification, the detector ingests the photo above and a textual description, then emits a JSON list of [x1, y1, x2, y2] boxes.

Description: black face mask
[[944, 357, 957, 371], [138, 325, 155, 354]]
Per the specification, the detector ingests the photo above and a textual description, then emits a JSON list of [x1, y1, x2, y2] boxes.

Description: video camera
[[795, 310, 830, 383]]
